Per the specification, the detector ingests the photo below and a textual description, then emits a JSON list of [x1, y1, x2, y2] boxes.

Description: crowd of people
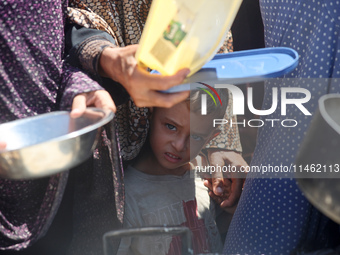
[[0, 0, 339, 254]]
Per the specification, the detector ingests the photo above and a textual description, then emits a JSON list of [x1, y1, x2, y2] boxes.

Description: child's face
[[149, 101, 218, 174]]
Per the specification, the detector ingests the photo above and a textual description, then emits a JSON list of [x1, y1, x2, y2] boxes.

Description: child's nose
[[172, 136, 188, 152]]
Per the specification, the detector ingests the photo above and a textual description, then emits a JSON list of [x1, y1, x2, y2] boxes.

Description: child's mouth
[[164, 152, 181, 162]]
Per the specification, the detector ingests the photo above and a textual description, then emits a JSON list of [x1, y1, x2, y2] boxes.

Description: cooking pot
[[295, 94, 340, 224]]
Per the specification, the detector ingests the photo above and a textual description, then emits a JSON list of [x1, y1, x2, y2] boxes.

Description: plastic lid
[[157, 47, 299, 93]]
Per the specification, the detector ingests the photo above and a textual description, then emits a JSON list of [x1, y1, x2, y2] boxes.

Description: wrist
[[98, 46, 118, 78]]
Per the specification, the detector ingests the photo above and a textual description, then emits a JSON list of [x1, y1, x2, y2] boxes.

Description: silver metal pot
[[295, 94, 340, 224]]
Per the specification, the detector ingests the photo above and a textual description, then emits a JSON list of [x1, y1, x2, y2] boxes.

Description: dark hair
[[187, 84, 229, 119]]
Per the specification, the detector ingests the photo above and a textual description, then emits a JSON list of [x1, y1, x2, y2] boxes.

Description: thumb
[[212, 178, 224, 196], [70, 94, 86, 118], [211, 170, 224, 196]]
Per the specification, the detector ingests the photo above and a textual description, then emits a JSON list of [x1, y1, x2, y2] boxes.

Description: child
[[118, 87, 230, 255]]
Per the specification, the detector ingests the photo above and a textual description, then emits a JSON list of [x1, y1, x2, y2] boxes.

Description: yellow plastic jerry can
[[136, 0, 243, 76]]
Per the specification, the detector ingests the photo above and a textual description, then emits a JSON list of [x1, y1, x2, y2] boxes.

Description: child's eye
[[190, 134, 203, 141], [165, 123, 177, 131]]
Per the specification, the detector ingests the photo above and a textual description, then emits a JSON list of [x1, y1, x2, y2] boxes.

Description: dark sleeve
[[64, 23, 129, 105], [65, 23, 116, 72]]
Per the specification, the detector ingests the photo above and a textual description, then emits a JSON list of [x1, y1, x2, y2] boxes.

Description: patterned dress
[[224, 1, 340, 254], [0, 1, 123, 254]]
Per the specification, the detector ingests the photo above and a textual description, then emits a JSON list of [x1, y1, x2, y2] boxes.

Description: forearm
[[59, 62, 105, 110], [65, 24, 116, 77], [64, 24, 129, 105]]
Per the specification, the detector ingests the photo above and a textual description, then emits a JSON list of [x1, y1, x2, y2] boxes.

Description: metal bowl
[[0, 108, 114, 179], [295, 94, 340, 224]]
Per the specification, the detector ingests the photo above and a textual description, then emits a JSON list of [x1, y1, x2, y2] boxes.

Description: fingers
[[203, 178, 213, 190], [207, 181, 236, 215], [71, 93, 87, 118], [92, 90, 117, 113], [126, 44, 139, 54], [131, 66, 189, 91], [206, 177, 241, 213], [157, 68, 191, 90], [204, 178, 232, 205], [209, 151, 227, 196], [220, 178, 243, 208], [99, 44, 191, 108], [211, 172, 224, 196], [208, 189, 230, 205], [205, 149, 246, 211], [119, 66, 191, 108], [132, 90, 190, 108], [208, 190, 223, 204], [71, 90, 116, 118], [143, 68, 191, 91]]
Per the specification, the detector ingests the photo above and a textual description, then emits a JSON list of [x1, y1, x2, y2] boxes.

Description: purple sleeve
[[59, 62, 105, 110]]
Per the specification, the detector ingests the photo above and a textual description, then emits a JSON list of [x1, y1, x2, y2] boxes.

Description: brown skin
[[98, 44, 190, 108], [70, 90, 116, 118], [135, 101, 219, 176], [205, 150, 247, 213]]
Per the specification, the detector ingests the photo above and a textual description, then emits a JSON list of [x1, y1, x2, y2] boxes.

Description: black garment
[[65, 24, 130, 106], [0, 172, 74, 255], [231, 0, 265, 51]]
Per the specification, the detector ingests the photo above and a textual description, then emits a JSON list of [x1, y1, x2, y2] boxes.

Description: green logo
[[163, 20, 187, 47]]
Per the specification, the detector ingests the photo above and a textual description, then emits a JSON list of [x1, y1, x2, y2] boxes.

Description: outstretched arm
[[65, 24, 190, 108]]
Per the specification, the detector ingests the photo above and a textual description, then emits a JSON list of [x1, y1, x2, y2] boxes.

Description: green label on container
[[163, 20, 187, 47]]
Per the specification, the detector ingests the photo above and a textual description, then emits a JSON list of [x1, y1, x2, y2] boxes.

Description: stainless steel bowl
[[0, 108, 114, 179], [295, 94, 340, 224]]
